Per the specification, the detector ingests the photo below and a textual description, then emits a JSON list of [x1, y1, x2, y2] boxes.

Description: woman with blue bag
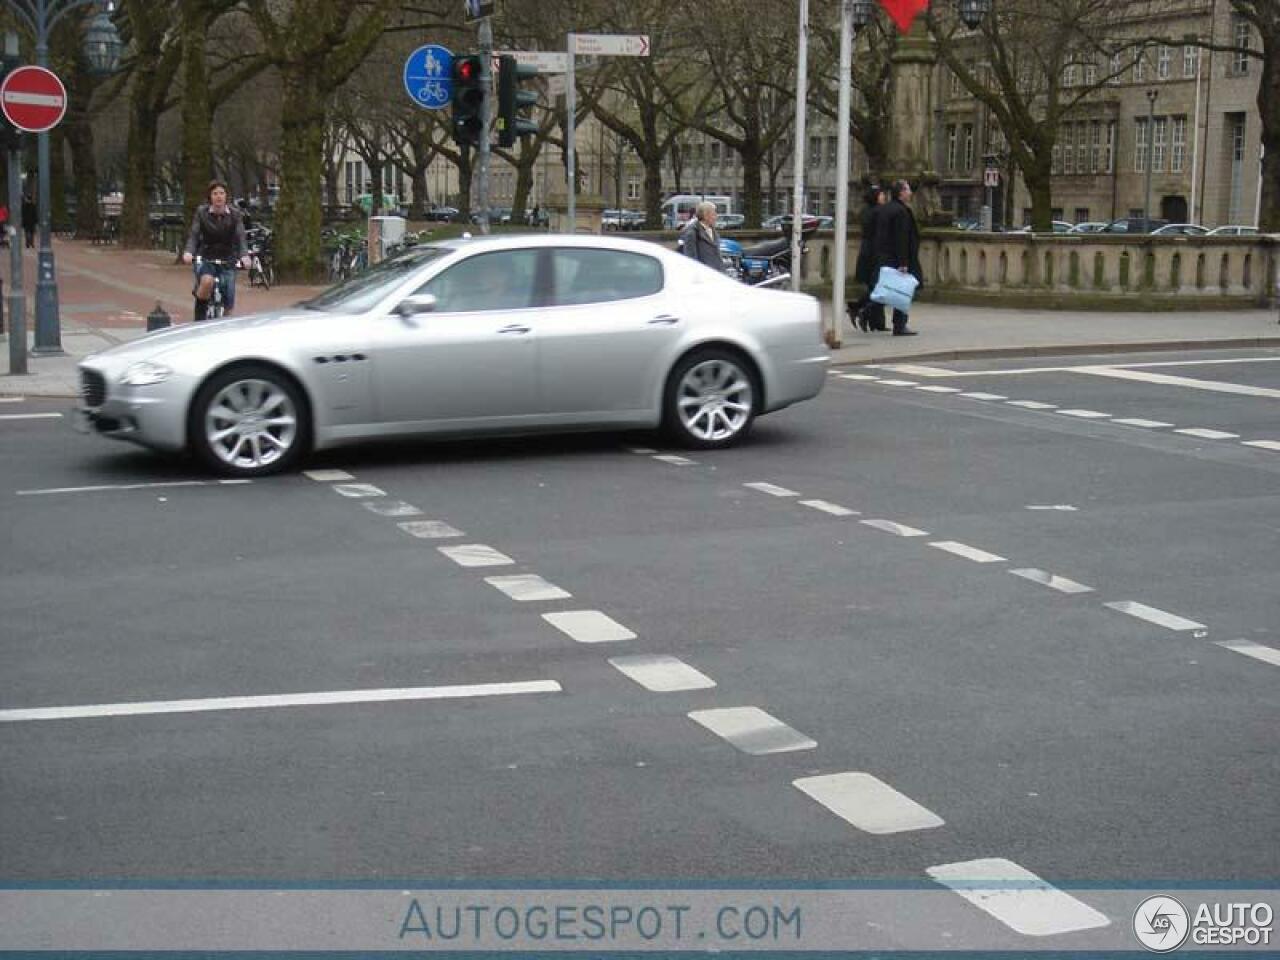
[[871, 180, 923, 336]]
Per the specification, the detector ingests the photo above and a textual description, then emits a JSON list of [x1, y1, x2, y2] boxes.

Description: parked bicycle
[[246, 226, 275, 290]]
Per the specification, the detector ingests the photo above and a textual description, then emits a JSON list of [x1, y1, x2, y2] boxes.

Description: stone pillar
[[885, 22, 945, 225], [546, 192, 606, 234]]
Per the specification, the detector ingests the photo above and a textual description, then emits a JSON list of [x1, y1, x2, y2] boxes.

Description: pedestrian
[[181, 179, 251, 322], [0, 202, 8, 248], [22, 193, 37, 248], [848, 183, 887, 332], [678, 200, 723, 272], [872, 179, 923, 336]]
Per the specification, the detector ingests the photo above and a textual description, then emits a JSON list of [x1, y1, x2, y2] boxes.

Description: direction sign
[[495, 50, 570, 74], [403, 44, 454, 111], [569, 34, 650, 57], [1, 66, 67, 133], [463, 0, 495, 21]]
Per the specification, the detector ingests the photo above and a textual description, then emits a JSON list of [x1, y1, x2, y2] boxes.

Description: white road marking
[[398, 520, 464, 539], [874, 379, 918, 387], [0, 396, 24, 403], [17, 480, 250, 496], [1214, 639, 1280, 667], [915, 385, 963, 393], [744, 481, 800, 498], [542, 610, 636, 644], [688, 706, 816, 755], [653, 454, 696, 466], [1057, 409, 1111, 419], [927, 858, 1111, 937], [1175, 428, 1239, 440], [1005, 400, 1057, 410], [625, 446, 658, 455], [303, 469, 354, 482], [1075, 365, 1280, 399], [1243, 440, 1280, 451], [331, 483, 385, 498], [960, 392, 1008, 401], [794, 772, 945, 834], [861, 519, 929, 537], [0, 412, 62, 421], [839, 373, 880, 381], [800, 499, 858, 517], [437, 544, 514, 567], [0, 680, 563, 723], [929, 541, 1006, 563], [364, 501, 423, 518], [1103, 601, 1206, 632], [878, 364, 953, 378], [1009, 568, 1093, 594], [608, 654, 716, 692], [484, 574, 572, 602], [898, 357, 1280, 379], [1026, 505, 1078, 511], [1110, 418, 1174, 428]]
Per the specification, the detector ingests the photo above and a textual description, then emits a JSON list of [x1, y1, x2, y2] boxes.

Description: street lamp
[[958, 0, 991, 29], [1144, 88, 1158, 229], [851, 0, 874, 29], [3, 0, 122, 356], [84, 8, 121, 75]]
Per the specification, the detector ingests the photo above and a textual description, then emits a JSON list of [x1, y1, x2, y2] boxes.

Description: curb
[[829, 337, 1280, 367]]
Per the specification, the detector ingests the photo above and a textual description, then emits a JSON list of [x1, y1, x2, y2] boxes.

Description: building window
[[1085, 61, 1097, 86], [1230, 113, 1246, 162], [626, 179, 640, 201], [1232, 17, 1250, 75], [1106, 121, 1116, 174], [1171, 116, 1186, 173], [1052, 143, 1061, 176], [962, 123, 975, 171], [1090, 120, 1102, 173], [950, 68, 961, 97], [1158, 45, 1171, 79], [710, 141, 721, 166], [1134, 50, 1146, 82], [826, 136, 838, 168], [809, 136, 822, 167], [1183, 44, 1198, 78], [1134, 118, 1148, 172], [946, 124, 958, 172], [1075, 207, 1090, 223], [1109, 52, 1123, 84], [1076, 122, 1087, 173], [1063, 124, 1074, 175], [1063, 63, 1077, 87], [1152, 116, 1167, 172]]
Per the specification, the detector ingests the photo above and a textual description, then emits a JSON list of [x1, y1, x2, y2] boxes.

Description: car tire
[[189, 364, 310, 477], [663, 348, 759, 449]]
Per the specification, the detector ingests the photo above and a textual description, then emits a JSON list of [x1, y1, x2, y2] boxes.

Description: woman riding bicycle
[[182, 180, 251, 322]]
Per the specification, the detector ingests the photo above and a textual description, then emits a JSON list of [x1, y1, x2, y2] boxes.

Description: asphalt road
[[1, 348, 1277, 945]]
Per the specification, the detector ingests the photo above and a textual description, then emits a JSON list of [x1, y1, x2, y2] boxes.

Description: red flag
[[877, 0, 929, 33]]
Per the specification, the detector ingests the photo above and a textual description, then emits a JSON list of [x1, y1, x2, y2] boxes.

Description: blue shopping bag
[[870, 266, 919, 314]]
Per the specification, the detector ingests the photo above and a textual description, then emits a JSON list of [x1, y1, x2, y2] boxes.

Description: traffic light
[[451, 54, 484, 147], [496, 55, 539, 148]]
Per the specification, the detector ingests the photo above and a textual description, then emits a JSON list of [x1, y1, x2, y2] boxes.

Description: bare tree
[[810, 8, 896, 177]]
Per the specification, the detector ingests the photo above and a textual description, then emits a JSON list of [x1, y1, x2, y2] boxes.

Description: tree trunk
[[644, 154, 663, 228], [1023, 150, 1054, 232], [66, 109, 99, 236], [275, 69, 327, 281], [454, 148, 473, 219], [1257, 35, 1279, 231], [179, 0, 213, 234], [409, 165, 428, 217], [121, 77, 160, 248], [740, 145, 764, 227]]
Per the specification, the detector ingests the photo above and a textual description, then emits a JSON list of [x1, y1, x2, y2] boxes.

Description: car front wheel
[[190, 365, 308, 476], [664, 349, 758, 449]]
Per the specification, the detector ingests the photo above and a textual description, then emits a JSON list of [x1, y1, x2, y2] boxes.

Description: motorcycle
[[723, 215, 820, 288]]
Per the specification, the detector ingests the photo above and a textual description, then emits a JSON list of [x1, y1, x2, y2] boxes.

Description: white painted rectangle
[[1215, 639, 1280, 667], [861, 519, 929, 537], [1058, 409, 1111, 419], [794, 772, 944, 835], [0, 412, 62, 421], [800, 499, 858, 517], [915, 385, 962, 394], [653, 454, 695, 466], [1175, 428, 1238, 440], [960, 392, 1007, 401], [688, 707, 816, 755], [331, 483, 385, 498], [1008, 568, 1093, 594], [1005, 400, 1057, 410], [1025, 505, 1078, 512], [928, 541, 1006, 563], [608, 654, 716, 692], [398, 520, 464, 539], [437, 544, 514, 567], [927, 858, 1111, 936], [542, 610, 636, 644], [874, 379, 918, 387], [364, 501, 423, 518], [0, 396, 24, 402], [303, 470, 354, 482], [743, 482, 799, 498], [1103, 601, 1205, 631], [1111, 418, 1173, 428], [839, 373, 879, 381], [1243, 440, 1280, 451], [625, 446, 658, 455], [484, 574, 572, 602], [0, 680, 563, 724]]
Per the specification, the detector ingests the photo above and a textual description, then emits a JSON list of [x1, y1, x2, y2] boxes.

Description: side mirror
[[394, 293, 438, 318]]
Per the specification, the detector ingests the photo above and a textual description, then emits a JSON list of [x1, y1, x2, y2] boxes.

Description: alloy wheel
[[204, 378, 299, 470], [676, 358, 754, 443]]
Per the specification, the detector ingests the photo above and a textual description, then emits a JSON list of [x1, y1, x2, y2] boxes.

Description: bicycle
[[194, 256, 240, 321], [246, 227, 275, 290]]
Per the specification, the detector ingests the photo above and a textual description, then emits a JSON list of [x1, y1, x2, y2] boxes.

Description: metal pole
[[476, 16, 492, 235], [830, 0, 853, 347], [1143, 89, 1157, 228], [4, 29, 24, 375], [30, 10, 60, 355], [789, 0, 809, 292], [566, 33, 576, 228], [1189, 41, 1202, 223]]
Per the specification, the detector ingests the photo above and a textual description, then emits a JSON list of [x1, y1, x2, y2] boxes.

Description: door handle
[[497, 324, 532, 335], [648, 315, 680, 325]]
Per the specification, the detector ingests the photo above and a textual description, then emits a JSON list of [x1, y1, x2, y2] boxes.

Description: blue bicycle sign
[[404, 44, 454, 110]]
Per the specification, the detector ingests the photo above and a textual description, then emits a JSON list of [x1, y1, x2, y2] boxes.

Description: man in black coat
[[849, 184, 887, 332], [872, 179, 923, 336]]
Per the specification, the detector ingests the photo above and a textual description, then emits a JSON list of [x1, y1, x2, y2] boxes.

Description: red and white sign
[[1, 66, 68, 133]]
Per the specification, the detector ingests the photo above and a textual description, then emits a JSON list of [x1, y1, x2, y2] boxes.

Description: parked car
[[1013, 221, 1074, 234], [1151, 223, 1209, 236], [1069, 222, 1108, 234], [1102, 217, 1169, 234], [718, 213, 746, 230], [762, 215, 788, 230], [1206, 225, 1258, 237], [74, 235, 829, 477], [425, 206, 459, 222], [952, 218, 981, 231]]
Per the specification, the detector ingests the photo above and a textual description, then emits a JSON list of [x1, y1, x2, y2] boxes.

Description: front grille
[[80, 369, 106, 408]]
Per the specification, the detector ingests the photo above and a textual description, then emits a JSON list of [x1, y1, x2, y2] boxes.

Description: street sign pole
[[3, 30, 23, 376], [477, 17, 493, 235], [32, 37, 60, 354], [830, 0, 853, 348], [789, 0, 809, 293], [566, 34, 576, 228]]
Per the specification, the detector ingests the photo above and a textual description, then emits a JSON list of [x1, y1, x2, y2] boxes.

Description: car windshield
[[301, 247, 450, 313]]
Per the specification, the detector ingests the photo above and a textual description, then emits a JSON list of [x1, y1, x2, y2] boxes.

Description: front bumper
[[75, 365, 191, 452]]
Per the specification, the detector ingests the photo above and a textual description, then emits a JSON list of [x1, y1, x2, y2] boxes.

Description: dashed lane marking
[[928, 541, 1006, 564], [1243, 440, 1280, 452], [484, 574, 572, 602], [437, 544, 514, 567], [608, 654, 716, 692], [625, 446, 658, 455], [688, 706, 817, 755], [653, 454, 696, 466], [1110, 418, 1174, 428], [1004, 400, 1057, 410], [873, 379, 918, 387], [1008, 568, 1093, 594], [926, 858, 1111, 937], [1057, 409, 1111, 419], [17, 480, 251, 496], [1025, 505, 1078, 512], [861, 519, 929, 537], [1075, 365, 1280, 399], [364, 500, 424, 518], [1214, 639, 1280, 667], [542, 610, 637, 644], [839, 373, 880, 381], [1174, 428, 1239, 440], [398, 520, 465, 539], [1103, 601, 1206, 632], [794, 772, 945, 835], [743, 481, 800, 498], [959, 392, 1007, 401], [0, 681, 563, 723], [0, 396, 25, 403], [800, 499, 859, 517], [0, 412, 63, 421], [331, 483, 386, 498], [914, 385, 963, 394], [303, 469, 354, 482]]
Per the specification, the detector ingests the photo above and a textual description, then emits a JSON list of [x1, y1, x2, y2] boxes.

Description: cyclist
[[181, 179, 251, 322]]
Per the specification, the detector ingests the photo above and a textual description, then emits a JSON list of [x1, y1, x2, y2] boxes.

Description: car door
[[534, 247, 673, 418], [371, 248, 542, 427]]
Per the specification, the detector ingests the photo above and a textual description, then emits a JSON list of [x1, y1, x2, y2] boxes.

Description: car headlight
[[119, 361, 173, 386]]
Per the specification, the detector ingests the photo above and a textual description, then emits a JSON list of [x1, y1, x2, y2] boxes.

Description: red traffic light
[[455, 58, 477, 82]]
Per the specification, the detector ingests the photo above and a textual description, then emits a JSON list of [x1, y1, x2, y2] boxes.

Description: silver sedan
[[75, 234, 829, 477]]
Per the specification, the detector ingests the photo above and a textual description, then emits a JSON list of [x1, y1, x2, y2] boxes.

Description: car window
[[302, 247, 448, 313], [549, 248, 664, 306], [414, 249, 542, 312]]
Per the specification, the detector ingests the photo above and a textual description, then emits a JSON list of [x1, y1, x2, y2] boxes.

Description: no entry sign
[[1, 66, 67, 133]]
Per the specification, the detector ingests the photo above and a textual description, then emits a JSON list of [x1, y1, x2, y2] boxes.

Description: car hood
[[83, 307, 320, 365]]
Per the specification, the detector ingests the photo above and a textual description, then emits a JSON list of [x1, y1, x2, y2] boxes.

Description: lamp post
[[3, 0, 121, 356], [958, 0, 992, 30], [1144, 88, 1158, 230]]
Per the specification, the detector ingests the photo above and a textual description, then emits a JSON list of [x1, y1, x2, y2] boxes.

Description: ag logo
[[1134, 896, 1190, 952]]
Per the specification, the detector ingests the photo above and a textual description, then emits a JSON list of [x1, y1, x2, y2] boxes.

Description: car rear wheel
[[190, 365, 308, 477], [664, 348, 758, 449]]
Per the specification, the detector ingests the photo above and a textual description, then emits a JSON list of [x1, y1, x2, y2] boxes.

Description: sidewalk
[[2, 237, 1278, 398]]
